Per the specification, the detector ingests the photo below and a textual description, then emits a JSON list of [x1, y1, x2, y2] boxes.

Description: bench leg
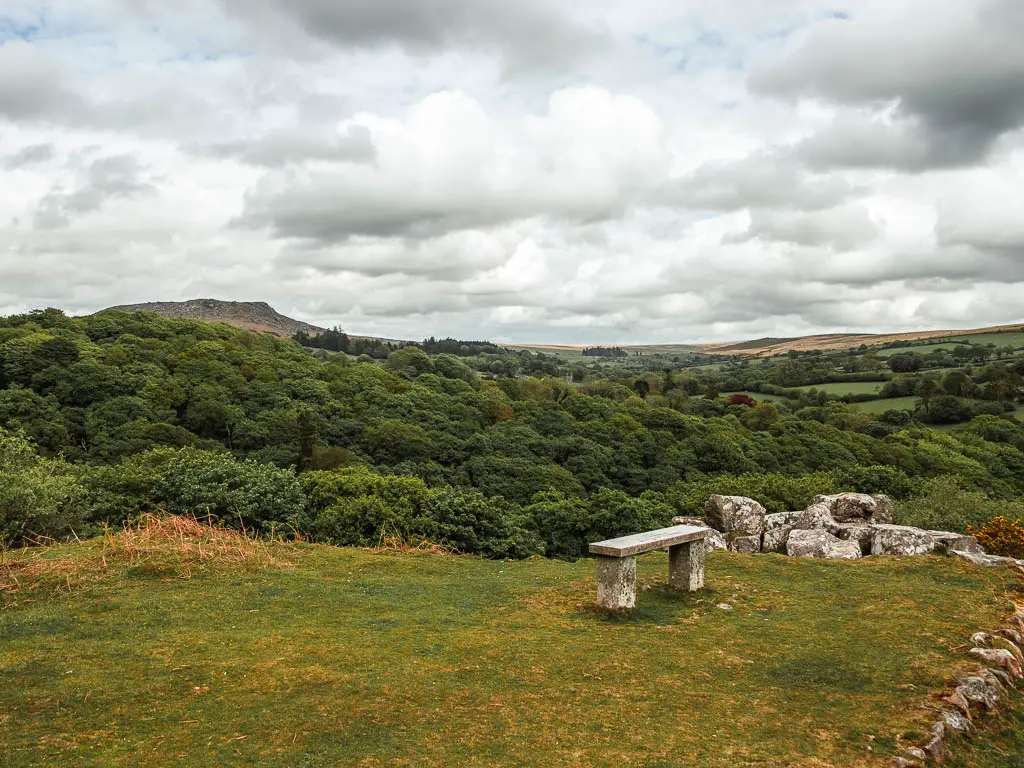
[[596, 555, 636, 610], [669, 541, 704, 592]]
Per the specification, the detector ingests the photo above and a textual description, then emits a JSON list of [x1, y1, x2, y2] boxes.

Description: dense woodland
[[3, 308, 1024, 558]]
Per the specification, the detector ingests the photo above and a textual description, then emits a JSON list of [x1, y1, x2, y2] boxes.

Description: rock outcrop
[[675, 493, 1001, 565], [729, 535, 762, 554], [951, 550, 1024, 567], [871, 525, 937, 556], [786, 529, 862, 560], [929, 531, 982, 554], [763, 525, 793, 553], [792, 502, 837, 532], [813, 492, 894, 523], [833, 524, 874, 556], [764, 511, 802, 530], [703, 495, 766, 537], [671, 517, 727, 552]]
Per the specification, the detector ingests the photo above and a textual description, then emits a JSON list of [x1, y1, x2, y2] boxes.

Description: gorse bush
[[968, 516, 1024, 559]]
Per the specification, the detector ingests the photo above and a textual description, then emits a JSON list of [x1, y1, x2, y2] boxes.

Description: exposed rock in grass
[[941, 709, 971, 733], [951, 550, 1024, 567], [970, 647, 1024, 677], [998, 628, 1023, 644], [871, 525, 937, 556], [703, 495, 766, 537], [956, 675, 1000, 710], [991, 636, 1024, 663], [971, 631, 994, 647], [786, 529, 861, 560], [923, 720, 944, 757], [929, 531, 982, 555], [706, 530, 728, 552]]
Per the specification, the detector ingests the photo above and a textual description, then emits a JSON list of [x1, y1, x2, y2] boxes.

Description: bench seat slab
[[596, 555, 636, 610], [589, 525, 710, 558]]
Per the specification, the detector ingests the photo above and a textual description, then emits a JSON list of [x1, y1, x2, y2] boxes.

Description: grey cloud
[[656, 153, 855, 211], [34, 155, 155, 230], [237, 175, 512, 241], [751, 0, 1024, 170], [206, 125, 376, 167], [217, 0, 608, 73], [726, 204, 881, 250], [795, 114, 936, 172], [0, 40, 83, 122], [2, 143, 57, 170], [236, 169, 632, 243]]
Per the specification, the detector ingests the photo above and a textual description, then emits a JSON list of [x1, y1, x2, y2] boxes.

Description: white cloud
[[1, 0, 1023, 342]]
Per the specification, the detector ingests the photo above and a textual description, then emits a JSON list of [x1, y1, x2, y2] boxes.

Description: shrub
[[969, 516, 1024, 559], [0, 428, 87, 546], [153, 448, 306, 534], [418, 487, 540, 559], [895, 476, 1024, 533], [302, 466, 429, 546], [526, 488, 674, 561], [834, 465, 918, 500]]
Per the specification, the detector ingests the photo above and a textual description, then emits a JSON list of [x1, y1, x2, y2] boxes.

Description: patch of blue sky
[[0, 6, 46, 44]]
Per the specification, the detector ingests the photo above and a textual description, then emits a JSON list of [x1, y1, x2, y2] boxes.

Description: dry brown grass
[[1, 514, 292, 604], [367, 523, 456, 557]]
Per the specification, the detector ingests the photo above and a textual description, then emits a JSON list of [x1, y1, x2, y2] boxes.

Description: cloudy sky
[[1, 0, 1022, 343]]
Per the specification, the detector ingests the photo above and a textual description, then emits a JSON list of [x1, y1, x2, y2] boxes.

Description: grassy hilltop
[[2, 525, 1021, 768]]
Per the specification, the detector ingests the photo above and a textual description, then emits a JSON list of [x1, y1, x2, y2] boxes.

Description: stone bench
[[588, 525, 711, 610]]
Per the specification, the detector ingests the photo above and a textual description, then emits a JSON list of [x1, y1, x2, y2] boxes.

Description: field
[[721, 391, 790, 403], [793, 382, 885, 396], [851, 396, 919, 415], [504, 345, 593, 362], [2, 535, 1020, 768], [873, 343, 967, 357], [871, 331, 1024, 358]]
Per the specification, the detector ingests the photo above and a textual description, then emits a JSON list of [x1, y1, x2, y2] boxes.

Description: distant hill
[[105, 299, 326, 338], [697, 323, 1024, 357], [507, 323, 1024, 360]]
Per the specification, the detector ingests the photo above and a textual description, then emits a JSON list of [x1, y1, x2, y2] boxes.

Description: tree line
[[2, 308, 1024, 557]]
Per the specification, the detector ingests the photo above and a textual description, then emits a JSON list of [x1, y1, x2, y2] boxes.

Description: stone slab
[[589, 525, 710, 558]]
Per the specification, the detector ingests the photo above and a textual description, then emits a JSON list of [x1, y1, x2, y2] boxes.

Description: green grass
[[851, 396, 919, 414], [945, 700, 1024, 768], [2, 538, 1021, 768], [872, 331, 1024, 358], [794, 381, 886, 396]]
